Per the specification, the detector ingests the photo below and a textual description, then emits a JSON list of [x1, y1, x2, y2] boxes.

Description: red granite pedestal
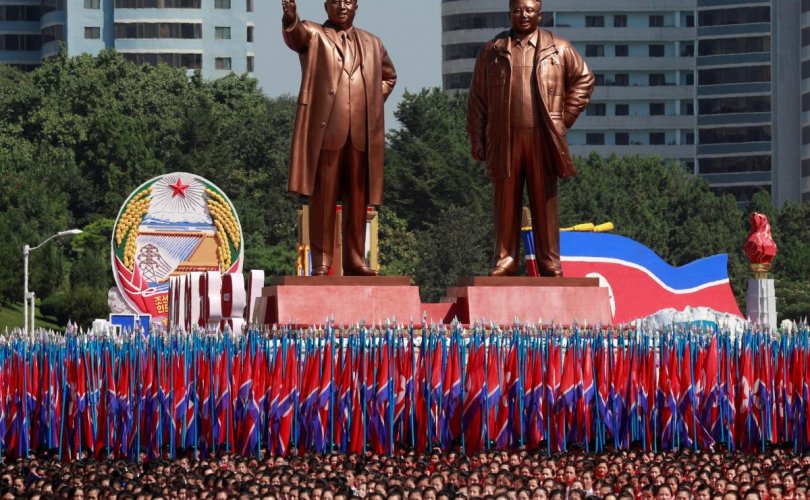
[[258, 276, 422, 325], [445, 276, 612, 325]]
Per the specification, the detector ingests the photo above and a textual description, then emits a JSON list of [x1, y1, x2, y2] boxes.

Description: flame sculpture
[[743, 212, 777, 278]]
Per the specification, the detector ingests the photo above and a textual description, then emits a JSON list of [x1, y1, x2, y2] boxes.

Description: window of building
[[247, 0, 253, 12], [680, 43, 694, 57], [681, 100, 694, 116], [698, 65, 771, 85], [698, 95, 770, 115], [41, 0, 65, 14], [684, 132, 695, 145], [649, 73, 666, 86], [84, 0, 100, 8], [615, 132, 629, 145], [699, 155, 771, 174], [115, 22, 202, 39], [649, 15, 664, 28], [803, 28, 810, 47], [594, 74, 605, 86], [698, 36, 770, 56], [215, 0, 231, 8], [247, 25, 254, 43], [585, 44, 604, 57], [614, 15, 627, 27], [803, 126, 810, 145], [586, 133, 605, 145], [614, 73, 629, 86], [443, 43, 482, 61], [615, 44, 628, 57], [41, 25, 63, 43], [85, 27, 101, 39], [0, 5, 41, 21], [122, 52, 202, 69], [649, 102, 665, 116], [615, 104, 629, 116], [803, 60, 810, 80], [804, 93, 810, 112], [215, 26, 231, 39], [649, 44, 665, 57], [698, 125, 771, 144], [247, 55, 254, 72], [685, 14, 695, 27], [541, 12, 554, 27], [215, 57, 232, 70], [0, 33, 43, 50], [804, 0, 810, 13], [683, 72, 694, 85], [649, 133, 666, 145], [442, 12, 509, 31], [698, 7, 770, 27], [443, 73, 472, 90], [585, 16, 604, 27], [587, 103, 606, 116]]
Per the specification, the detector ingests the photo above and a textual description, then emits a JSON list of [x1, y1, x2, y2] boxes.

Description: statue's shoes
[[344, 266, 379, 277], [488, 266, 515, 277], [312, 266, 330, 276]]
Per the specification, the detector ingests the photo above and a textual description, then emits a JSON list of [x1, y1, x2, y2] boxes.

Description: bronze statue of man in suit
[[467, 0, 594, 277], [282, 0, 397, 276]]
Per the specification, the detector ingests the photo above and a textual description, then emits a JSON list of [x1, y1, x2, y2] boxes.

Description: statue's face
[[510, 0, 542, 36], [324, 0, 357, 30]]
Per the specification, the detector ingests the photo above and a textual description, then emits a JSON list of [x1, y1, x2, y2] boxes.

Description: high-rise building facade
[[0, 0, 255, 78], [696, 0, 800, 206], [442, 0, 806, 206], [802, 0, 810, 202]]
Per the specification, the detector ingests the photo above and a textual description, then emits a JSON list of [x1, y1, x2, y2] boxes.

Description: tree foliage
[[0, 52, 299, 325]]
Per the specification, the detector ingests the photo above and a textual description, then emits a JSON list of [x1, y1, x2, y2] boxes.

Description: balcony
[[577, 115, 696, 130], [593, 85, 695, 100], [569, 144, 696, 158]]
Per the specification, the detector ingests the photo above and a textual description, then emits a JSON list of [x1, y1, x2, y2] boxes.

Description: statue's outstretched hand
[[282, 0, 297, 24]]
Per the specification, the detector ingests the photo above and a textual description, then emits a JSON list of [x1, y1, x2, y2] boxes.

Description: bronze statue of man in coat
[[282, 0, 397, 276], [467, 0, 594, 277]]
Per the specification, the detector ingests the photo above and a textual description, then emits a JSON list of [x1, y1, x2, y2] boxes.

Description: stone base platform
[[258, 276, 422, 325], [445, 276, 612, 325]]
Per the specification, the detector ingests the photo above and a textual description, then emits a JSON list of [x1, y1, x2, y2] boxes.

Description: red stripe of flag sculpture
[[0, 322, 808, 463]]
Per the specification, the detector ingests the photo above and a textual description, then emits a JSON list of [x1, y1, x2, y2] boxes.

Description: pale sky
[[254, 0, 443, 129]]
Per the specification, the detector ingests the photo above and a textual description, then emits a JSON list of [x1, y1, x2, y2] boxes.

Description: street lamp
[[23, 228, 82, 333]]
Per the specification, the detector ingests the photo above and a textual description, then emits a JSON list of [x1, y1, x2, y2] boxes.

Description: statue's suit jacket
[[283, 18, 397, 206], [467, 29, 594, 179]]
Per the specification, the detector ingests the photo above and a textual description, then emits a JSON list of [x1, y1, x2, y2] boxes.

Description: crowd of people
[[1, 446, 809, 500]]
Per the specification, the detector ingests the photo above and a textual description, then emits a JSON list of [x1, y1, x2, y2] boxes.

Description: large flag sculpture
[[0, 323, 807, 463], [560, 232, 743, 323]]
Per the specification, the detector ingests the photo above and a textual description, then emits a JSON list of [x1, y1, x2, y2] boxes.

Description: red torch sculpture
[[743, 212, 777, 279]]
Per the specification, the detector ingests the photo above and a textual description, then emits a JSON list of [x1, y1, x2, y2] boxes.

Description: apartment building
[[0, 0, 255, 78]]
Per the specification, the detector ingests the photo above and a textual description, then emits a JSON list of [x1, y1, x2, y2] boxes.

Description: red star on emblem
[[169, 178, 190, 198]]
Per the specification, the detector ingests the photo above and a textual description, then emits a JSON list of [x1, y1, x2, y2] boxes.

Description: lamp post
[[23, 229, 82, 333]]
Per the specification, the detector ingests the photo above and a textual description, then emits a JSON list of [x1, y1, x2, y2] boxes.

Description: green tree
[[560, 153, 749, 306], [413, 206, 492, 302], [385, 89, 491, 232], [377, 206, 419, 277]]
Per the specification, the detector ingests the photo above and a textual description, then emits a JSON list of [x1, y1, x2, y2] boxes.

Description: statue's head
[[509, 0, 542, 36], [324, 0, 357, 30]]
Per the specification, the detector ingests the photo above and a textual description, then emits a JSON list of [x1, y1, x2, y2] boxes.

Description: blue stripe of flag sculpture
[[0, 323, 809, 462]]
